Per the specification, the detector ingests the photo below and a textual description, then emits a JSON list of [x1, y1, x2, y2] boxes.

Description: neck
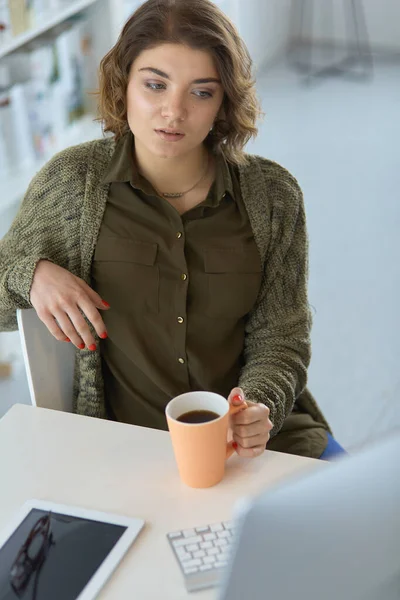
[[134, 139, 208, 195]]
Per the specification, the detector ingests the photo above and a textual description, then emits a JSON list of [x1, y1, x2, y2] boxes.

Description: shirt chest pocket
[[93, 238, 159, 313], [204, 246, 262, 319]]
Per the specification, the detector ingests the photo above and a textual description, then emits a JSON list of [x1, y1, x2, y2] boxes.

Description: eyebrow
[[138, 67, 221, 84]]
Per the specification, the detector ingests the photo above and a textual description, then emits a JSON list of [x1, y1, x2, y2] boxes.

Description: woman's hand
[[228, 387, 273, 457], [30, 260, 110, 350]]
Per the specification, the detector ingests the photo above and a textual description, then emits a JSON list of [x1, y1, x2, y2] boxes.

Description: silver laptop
[[219, 433, 400, 600]]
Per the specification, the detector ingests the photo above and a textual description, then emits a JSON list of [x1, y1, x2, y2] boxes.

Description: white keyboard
[[167, 520, 236, 592]]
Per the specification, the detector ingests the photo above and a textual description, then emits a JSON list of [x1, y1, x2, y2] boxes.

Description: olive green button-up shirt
[[91, 133, 262, 429]]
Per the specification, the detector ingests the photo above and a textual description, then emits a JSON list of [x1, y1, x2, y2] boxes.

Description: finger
[[53, 310, 84, 348], [233, 420, 268, 439], [233, 441, 265, 458], [78, 298, 108, 340], [233, 432, 269, 450], [228, 387, 245, 406], [83, 282, 111, 311], [232, 403, 270, 426], [38, 310, 72, 342], [66, 307, 97, 350]]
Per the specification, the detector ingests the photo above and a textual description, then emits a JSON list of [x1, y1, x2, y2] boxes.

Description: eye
[[145, 82, 166, 91], [193, 90, 213, 99]]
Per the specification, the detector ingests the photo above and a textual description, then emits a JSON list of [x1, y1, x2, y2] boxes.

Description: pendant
[[162, 192, 184, 198]]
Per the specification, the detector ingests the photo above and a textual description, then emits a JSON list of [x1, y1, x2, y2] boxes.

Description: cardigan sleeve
[[0, 144, 90, 331], [238, 173, 312, 437]]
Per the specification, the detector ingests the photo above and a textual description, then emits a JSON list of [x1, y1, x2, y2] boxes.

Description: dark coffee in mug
[[177, 410, 220, 424]]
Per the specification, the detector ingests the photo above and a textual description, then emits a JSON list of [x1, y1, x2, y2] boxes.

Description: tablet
[[0, 499, 145, 600]]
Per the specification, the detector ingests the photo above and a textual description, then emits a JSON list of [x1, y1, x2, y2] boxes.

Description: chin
[[151, 141, 191, 160]]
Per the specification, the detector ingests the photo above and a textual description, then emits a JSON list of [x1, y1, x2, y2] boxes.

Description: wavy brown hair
[[97, 0, 263, 165]]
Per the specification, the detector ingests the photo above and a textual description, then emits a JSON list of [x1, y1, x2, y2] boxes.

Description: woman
[[0, 0, 341, 459]]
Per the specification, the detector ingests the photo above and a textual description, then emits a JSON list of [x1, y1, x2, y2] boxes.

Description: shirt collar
[[101, 131, 235, 204]]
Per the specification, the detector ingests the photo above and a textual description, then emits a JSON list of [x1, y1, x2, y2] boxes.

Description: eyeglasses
[[10, 511, 55, 598]]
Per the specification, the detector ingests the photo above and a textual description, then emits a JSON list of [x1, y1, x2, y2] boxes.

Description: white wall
[[237, 0, 291, 70], [302, 0, 400, 52], [215, 0, 291, 71]]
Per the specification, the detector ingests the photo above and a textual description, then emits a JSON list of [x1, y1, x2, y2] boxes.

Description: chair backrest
[[17, 309, 75, 412]]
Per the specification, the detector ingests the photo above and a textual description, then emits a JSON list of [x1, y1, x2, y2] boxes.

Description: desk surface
[[0, 404, 325, 599]]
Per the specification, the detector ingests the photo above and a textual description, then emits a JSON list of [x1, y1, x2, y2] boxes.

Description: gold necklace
[[157, 154, 209, 198]]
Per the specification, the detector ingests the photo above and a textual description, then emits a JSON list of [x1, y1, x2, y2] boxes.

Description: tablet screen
[[0, 508, 127, 600]]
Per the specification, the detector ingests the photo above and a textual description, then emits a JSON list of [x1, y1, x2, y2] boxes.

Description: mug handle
[[226, 401, 248, 459]]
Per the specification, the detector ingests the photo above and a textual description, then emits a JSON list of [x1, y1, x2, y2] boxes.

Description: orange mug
[[165, 391, 248, 488]]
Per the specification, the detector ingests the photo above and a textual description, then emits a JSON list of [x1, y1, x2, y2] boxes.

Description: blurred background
[[0, 0, 399, 451]]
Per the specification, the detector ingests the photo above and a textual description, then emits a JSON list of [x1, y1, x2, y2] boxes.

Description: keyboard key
[[168, 531, 182, 539], [186, 543, 199, 552], [183, 529, 196, 538], [207, 547, 220, 556], [215, 539, 228, 547], [210, 523, 224, 532], [219, 553, 230, 563], [215, 561, 228, 568], [223, 522, 234, 530], [203, 533, 216, 541], [203, 555, 216, 564], [196, 526, 210, 533], [183, 559, 202, 569], [176, 551, 192, 561], [184, 567, 199, 574], [193, 550, 206, 559], [200, 541, 213, 550], [217, 531, 231, 539], [173, 535, 202, 548], [200, 564, 213, 571]]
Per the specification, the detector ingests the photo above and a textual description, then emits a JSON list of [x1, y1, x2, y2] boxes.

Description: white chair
[[17, 308, 75, 412]]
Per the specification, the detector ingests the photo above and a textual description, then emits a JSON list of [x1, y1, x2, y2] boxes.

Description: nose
[[161, 91, 187, 123]]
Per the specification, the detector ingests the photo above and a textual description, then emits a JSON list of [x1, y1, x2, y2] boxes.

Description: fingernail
[[232, 442, 238, 450], [78, 343, 85, 350], [89, 344, 97, 351], [233, 394, 243, 404], [65, 338, 71, 343], [102, 300, 110, 308], [99, 332, 108, 339]]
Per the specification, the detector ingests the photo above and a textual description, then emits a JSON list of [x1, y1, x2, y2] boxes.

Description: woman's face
[[127, 43, 225, 159]]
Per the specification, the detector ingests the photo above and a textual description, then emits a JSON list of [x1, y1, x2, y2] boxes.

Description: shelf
[[0, 0, 99, 60], [0, 114, 103, 216]]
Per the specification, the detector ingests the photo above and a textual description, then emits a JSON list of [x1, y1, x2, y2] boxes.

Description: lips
[[156, 129, 185, 135], [155, 129, 186, 143]]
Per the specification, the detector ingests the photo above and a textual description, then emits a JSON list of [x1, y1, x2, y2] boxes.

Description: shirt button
[[176, 232, 182, 239], [177, 316, 184, 324], [178, 358, 185, 364], [181, 273, 187, 281]]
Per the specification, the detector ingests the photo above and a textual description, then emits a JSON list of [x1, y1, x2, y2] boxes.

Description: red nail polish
[[99, 332, 108, 339], [89, 344, 97, 351], [78, 343, 85, 350], [232, 442, 238, 450], [102, 300, 110, 308], [233, 395, 243, 403], [65, 338, 71, 343]]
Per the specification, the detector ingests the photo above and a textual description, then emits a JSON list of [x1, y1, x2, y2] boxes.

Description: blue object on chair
[[320, 433, 347, 460]]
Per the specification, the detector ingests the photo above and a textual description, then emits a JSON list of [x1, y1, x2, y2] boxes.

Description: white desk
[[0, 404, 325, 599]]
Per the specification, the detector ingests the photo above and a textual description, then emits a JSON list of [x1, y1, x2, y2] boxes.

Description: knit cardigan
[[0, 136, 330, 436]]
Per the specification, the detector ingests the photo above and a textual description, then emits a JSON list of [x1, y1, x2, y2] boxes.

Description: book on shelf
[[0, 0, 12, 44], [0, 64, 36, 174], [0, 0, 63, 40], [0, 14, 95, 173]]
